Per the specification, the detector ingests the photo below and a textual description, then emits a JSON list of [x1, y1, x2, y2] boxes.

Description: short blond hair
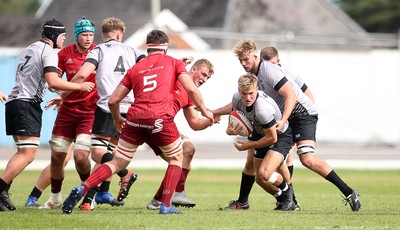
[[193, 59, 214, 76], [101, 17, 126, 34], [260, 46, 278, 61], [233, 39, 257, 57], [238, 74, 258, 91]]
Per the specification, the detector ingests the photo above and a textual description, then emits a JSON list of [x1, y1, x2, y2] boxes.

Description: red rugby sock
[[160, 165, 182, 206]]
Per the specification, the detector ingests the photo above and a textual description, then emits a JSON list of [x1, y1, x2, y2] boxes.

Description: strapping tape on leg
[[74, 134, 91, 152], [296, 144, 315, 156], [49, 138, 71, 152], [267, 172, 279, 184], [91, 136, 110, 150], [16, 139, 40, 148], [160, 138, 183, 158], [115, 143, 137, 161]]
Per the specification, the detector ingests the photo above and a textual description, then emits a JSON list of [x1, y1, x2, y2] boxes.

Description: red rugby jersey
[[57, 43, 99, 115]]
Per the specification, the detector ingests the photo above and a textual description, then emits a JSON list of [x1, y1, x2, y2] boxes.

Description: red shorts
[[120, 118, 180, 147], [52, 109, 95, 139]]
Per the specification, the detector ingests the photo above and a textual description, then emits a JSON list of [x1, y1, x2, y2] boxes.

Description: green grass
[[0, 168, 399, 229]]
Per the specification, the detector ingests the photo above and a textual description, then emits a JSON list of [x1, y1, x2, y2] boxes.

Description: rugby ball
[[229, 110, 253, 137]]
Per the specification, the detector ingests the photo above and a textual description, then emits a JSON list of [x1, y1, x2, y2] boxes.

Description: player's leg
[[86, 109, 125, 206], [286, 144, 296, 178], [295, 114, 360, 211], [277, 149, 300, 210], [257, 150, 295, 211], [158, 137, 184, 214], [40, 135, 73, 209], [62, 138, 135, 214], [1, 100, 41, 211], [172, 135, 196, 208], [223, 148, 255, 210], [26, 143, 73, 207], [114, 135, 138, 202], [0, 136, 39, 211]]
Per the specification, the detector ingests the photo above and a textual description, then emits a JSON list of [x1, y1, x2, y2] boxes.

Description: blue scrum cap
[[74, 17, 95, 42]]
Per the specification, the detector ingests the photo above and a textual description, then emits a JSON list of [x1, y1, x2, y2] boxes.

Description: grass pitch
[[0, 168, 399, 229]]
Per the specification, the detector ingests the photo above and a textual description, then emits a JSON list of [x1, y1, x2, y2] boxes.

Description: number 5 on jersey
[[143, 74, 157, 92]]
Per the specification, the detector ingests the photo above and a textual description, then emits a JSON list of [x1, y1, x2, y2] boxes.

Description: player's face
[[238, 52, 257, 74], [56, 33, 66, 49], [239, 84, 258, 107], [192, 65, 211, 87], [78, 32, 94, 49]]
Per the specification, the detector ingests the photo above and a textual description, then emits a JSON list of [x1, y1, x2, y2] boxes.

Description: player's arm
[[108, 84, 130, 133], [60, 62, 96, 99], [183, 106, 220, 131], [45, 71, 94, 92], [210, 102, 233, 116], [276, 81, 296, 131], [304, 87, 315, 104], [178, 73, 214, 125], [235, 126, 277, 151]]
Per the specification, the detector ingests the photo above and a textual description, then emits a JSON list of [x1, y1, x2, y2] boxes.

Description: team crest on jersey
[[66, 58, 73, 64]]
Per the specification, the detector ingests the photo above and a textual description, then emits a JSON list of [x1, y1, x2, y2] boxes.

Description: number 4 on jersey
[[114, 56, 126, 74]]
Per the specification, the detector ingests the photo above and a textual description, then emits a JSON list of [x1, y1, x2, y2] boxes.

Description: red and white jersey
[[86, 39, 144, 114], [172, 81, 194, 115], [120, 53, 187, 120], [7, 41, 58, 103], [58, 43, 98, 115]]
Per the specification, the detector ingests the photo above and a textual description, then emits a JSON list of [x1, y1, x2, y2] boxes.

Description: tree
[[337, 0, 400, 33]]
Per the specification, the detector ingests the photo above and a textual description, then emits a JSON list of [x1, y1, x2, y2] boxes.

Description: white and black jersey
[[85, 39, 145, 114], [7, 41, 59, 103], [278, 63, 308, 92], [232, 90, 289, 136], [256, 61, 317, 118]]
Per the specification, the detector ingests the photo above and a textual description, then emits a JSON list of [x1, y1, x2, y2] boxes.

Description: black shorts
[[249, 128, 293, 159], [5, 100, 42, 137], [91, 107, 126, 138], [289, 115, 318, 142]]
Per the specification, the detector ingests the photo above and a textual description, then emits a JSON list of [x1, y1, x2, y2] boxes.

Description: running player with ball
[[214, 74, 296, 211]]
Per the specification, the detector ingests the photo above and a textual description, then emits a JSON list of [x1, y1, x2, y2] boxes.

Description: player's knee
[[74, 134, 91, 152], [182, 142, 195, 158], [51, 151, 66, 165], [73, 151, 89, 164], [265, 172, 279, 184], [49, 137, 71, 153]]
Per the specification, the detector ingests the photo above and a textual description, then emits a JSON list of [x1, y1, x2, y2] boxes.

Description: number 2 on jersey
[[143, 74, 157, 92]]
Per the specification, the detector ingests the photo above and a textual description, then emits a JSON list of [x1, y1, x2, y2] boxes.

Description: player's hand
[[213, 115, 221, 124], [180, 56, 194, 66], [234, 141, 248, 151], [0, 92, 7, 103], [202, 110, 214, 126], [226, 122, 243, 136], [45, 96, 63, 110], [79, 82, 95, 92], [113, 116, 127, 133], [275, 120, 285, 133], [57, 67, 63, 78]]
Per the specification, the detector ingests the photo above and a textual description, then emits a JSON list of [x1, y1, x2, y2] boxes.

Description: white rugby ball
[[229, 110, 253, 137]]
